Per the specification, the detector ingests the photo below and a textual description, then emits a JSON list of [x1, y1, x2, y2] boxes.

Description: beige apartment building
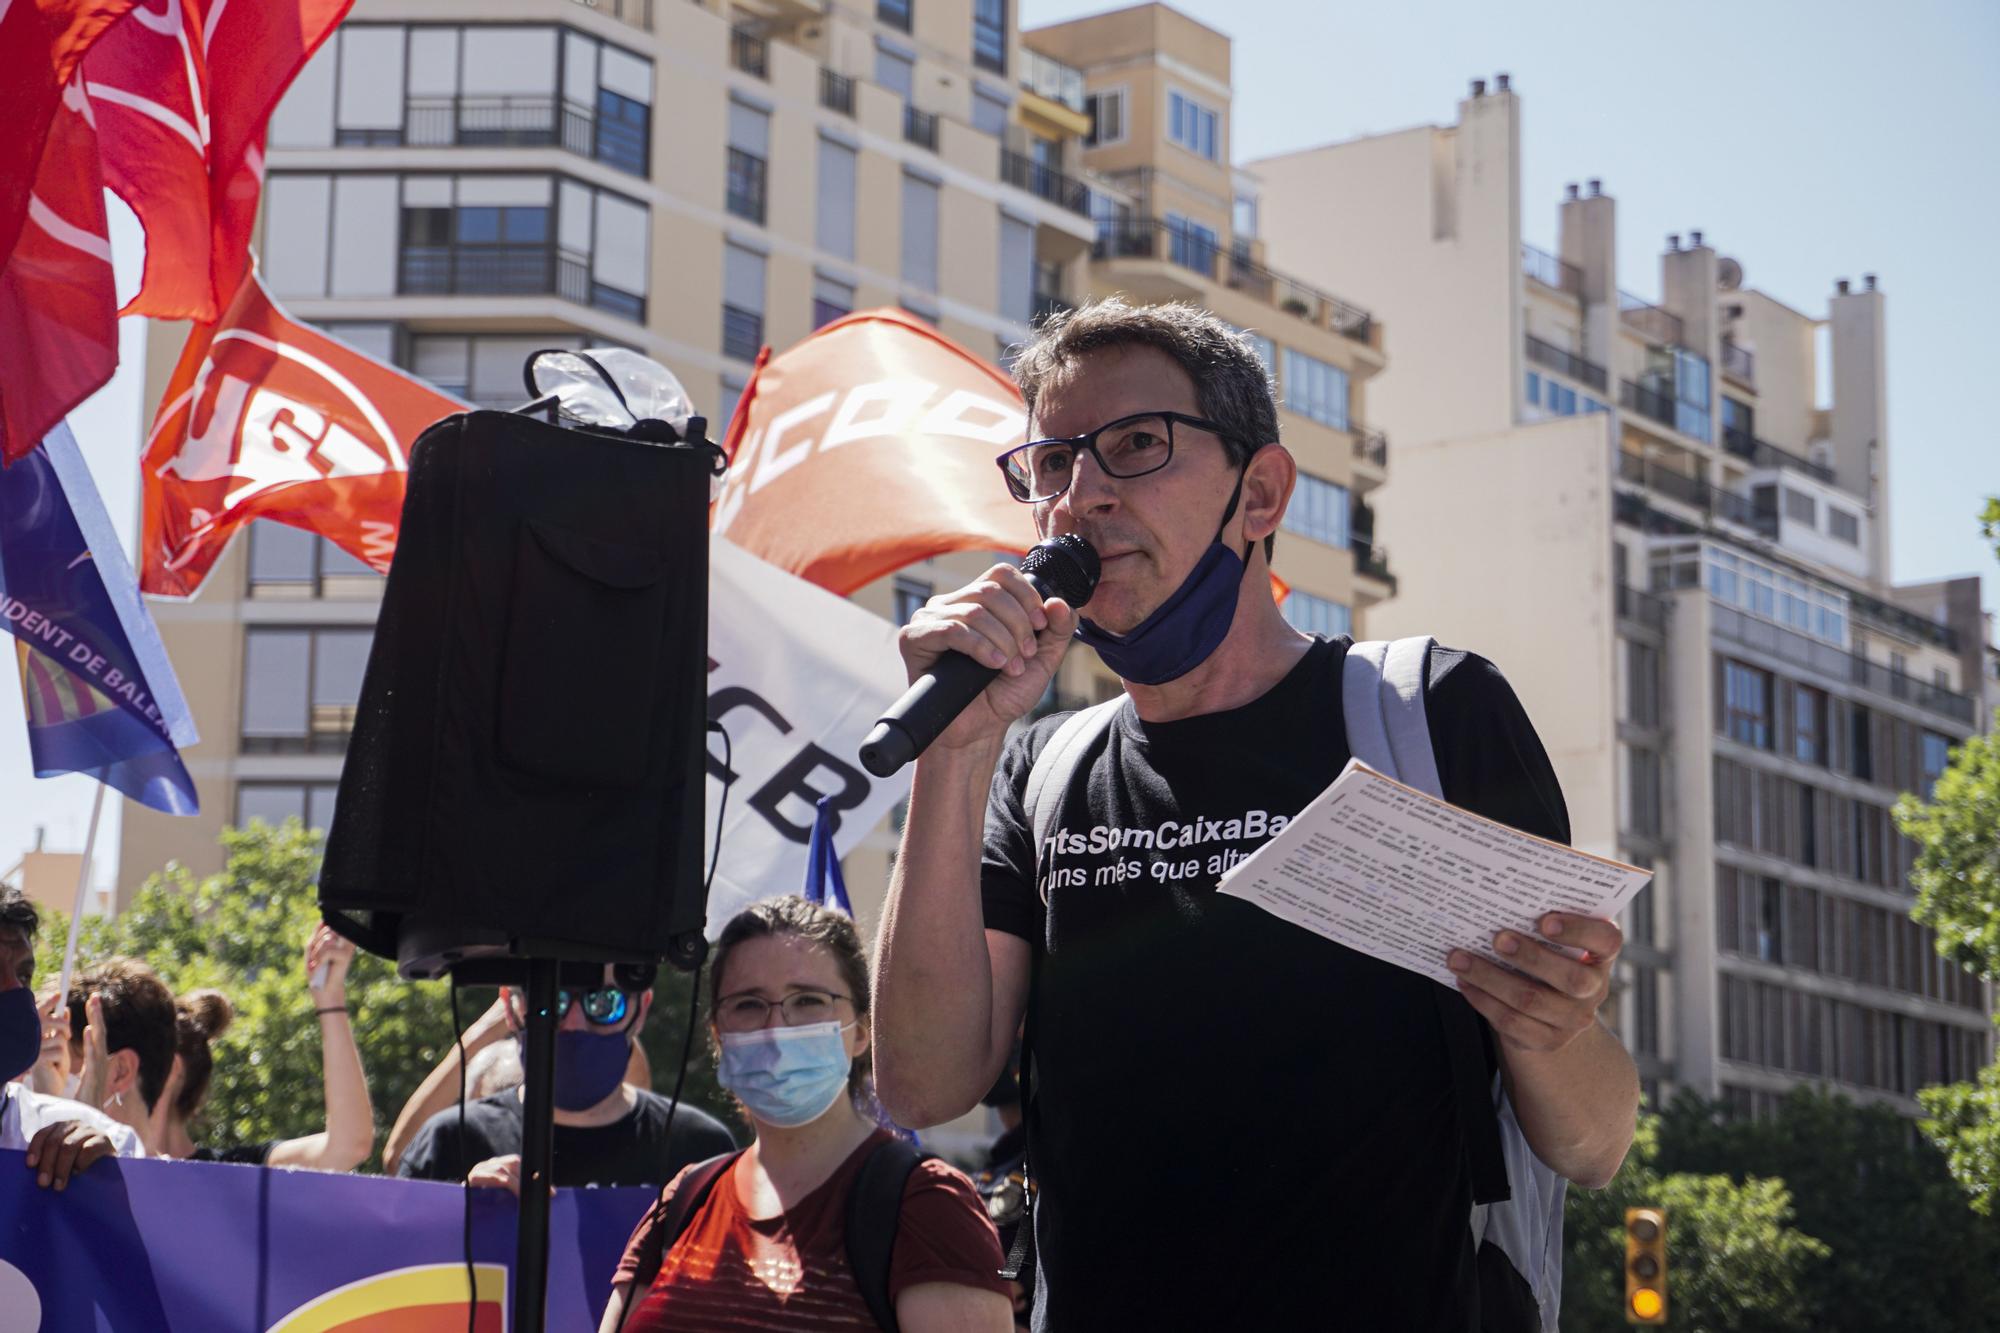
[[1248, 77, 1994, 1117]]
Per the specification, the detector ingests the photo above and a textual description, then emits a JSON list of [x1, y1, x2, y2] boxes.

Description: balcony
[[1711, 602, 1976, 726], [1092, 218, 1375, 345], [722, 303, 763, 362], [1521, 243, 1582, 298], [730, 26, 768, 79], [401, 243, 584, 300], [1021, 49, 1086, 114], [1721, 427, 1836, 484], [1616, 584, 1670, 631], [583, 0, 653, 31], [1352, 429, 1388, 470], [1000, 149, 1089, 216], [1620, 378, 1678, 431], [1351, 538, 1396, 594], [1849, 588, 1961, 654], [1619, 290, 1685, 347], [341, 96, 649, 177], [819, 69, 855, 117], [903, 105, 938, 151], [1721, 338, 1756, 386], [1524, 334, 1609, 394], [1615, 452, 1774, 537]]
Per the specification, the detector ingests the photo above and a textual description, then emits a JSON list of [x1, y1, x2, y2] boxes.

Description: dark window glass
[[594, 89, 649, 176], [457, 207, 501, 243], [1723, 659, 1772, 749]]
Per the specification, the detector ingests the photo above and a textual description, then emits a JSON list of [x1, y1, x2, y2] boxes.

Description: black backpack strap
[[629, 1150, 741, 1288], [1435, 988, 1509, 1205], [844, 1135, 932, 1333]]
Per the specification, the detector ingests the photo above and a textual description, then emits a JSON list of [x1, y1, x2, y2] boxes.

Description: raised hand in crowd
[[27, 990, 71, 1098], [263, 924, 374, 1171]]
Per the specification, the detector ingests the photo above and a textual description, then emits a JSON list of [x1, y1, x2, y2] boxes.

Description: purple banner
[[0, 1149, 654, 1330]]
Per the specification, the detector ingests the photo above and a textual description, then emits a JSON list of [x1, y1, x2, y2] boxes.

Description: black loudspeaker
[[318, 410, 713, 978]]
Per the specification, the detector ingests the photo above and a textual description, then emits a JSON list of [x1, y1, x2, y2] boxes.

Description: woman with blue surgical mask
[[603, 895, 1012, 1333]]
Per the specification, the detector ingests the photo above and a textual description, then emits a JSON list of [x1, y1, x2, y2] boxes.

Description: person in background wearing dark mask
[[395, 966, 735, 1190], [1, 887, 144, 1189]]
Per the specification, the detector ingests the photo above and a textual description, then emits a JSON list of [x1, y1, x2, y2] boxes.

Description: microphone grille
[[1022, 534, 1100, 608]]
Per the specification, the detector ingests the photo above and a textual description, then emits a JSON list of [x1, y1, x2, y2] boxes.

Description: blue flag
[[0, 423, 199, 814], [803, 793, 853, 915]]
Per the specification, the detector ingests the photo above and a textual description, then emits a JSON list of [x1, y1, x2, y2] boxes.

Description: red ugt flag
[[141, 274, 467, 598]]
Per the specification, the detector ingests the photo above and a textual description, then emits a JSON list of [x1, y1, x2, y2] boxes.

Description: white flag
[[704, 537, 912, 934]]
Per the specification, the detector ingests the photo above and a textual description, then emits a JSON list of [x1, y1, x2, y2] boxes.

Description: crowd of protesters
[[1, 882, 1026, 1331]]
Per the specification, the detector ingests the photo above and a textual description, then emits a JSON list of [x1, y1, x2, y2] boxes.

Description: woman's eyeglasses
[[713, 988, 853, 1033]]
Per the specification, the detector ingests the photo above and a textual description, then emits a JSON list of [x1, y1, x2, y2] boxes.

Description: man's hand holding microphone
[[860, 536, 1099, 775]]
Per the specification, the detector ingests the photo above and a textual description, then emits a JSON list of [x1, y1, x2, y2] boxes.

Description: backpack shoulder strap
[[1340, 637, 1509, 1208], [629, 1149, 742, 1288], [1024, 698, 1124, 902], [845, 1135, 932, 1333]]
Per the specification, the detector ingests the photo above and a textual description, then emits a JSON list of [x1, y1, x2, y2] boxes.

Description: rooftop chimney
[[1836, 278, 1851, 294], [1565, 182, 1579, 200], [1496, 72, 1511, 91], [1864, 273, 1877, 291], [1471, 78, 1486, 97], [1690, 229, 1704, 247], [1588, 178, 1602, 196], [1667, 233, 1680, 251]]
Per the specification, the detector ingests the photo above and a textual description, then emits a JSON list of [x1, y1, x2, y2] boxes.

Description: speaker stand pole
[[515, 956, 560, 1333]]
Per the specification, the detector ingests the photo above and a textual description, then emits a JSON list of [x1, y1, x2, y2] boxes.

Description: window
[[1236, 328, 1275, 378], [1233, 192, 1258, 240], [877, 0, 912, 32], [972, 0, 1006, 74], [900, 173, 940, 292], [725, 100, 770, 225], [1282, 474, 1351, 548], [1164, 213, 1218, 276], [1722, 395, 1754, 438], [1673, 347, 1711, 442], [1631, 965, 1660, 1057], [1167, 90, 1219, 160], [972, 86, 1010, 136], [236, 782, 340, 833], [812, 274, 854, 330], [875, 44, 915, 101], [1524, 370, 1541, 407], [893, 577, 932, 626], [722, 242, 765, 361], [1793, 685, 1826, 765], [241, 627, 374, 753], [1627, 746, 1662, 837], [409, 332, 581, 409], [1281, 348, 1350, 430], [1920, 732, 1952, 796], [1783, 487, 1817, 526], [248, 523, 381, 599], [1756, 877, 1783, 962], [1723, 660, 1773, 750], [998, 213, 1034, 327], [816, 137, 857, 261], [717, 375, 747, 437], [1280, 591, 1351, 640], [1084, 88, 1125, 146], [1828, 507, 1859, 545], [1625, 641, 1661, 728]]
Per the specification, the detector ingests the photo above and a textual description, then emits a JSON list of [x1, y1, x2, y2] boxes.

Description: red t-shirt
[[615, 1129, 1009, 1330]]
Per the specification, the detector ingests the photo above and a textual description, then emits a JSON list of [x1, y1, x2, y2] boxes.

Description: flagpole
[[55, 773, 108, 1012]]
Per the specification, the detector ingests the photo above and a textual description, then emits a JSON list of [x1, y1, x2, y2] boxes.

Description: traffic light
[[1625, 1207, 1668, 1324]]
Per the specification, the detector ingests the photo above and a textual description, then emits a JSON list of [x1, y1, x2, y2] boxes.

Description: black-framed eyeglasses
[[996, 411, 1243, 504], [554, 988, 633, 1026], [713, 988, 854, 1033]]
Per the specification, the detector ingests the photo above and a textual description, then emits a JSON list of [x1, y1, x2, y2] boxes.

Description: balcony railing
[[1521, 242, 1582, 298], [999, 149, 1089, 215], [819, 69, 855, 117], [730, 26, 768, 79], [343, 95, 650, 177], [1720, 338, 1756, 384], [1620, 378, 1679, 431], [722, 303, 764, 362], [1711, 602, 1976, 726], [726, 147, 767, 224], [1721, 426, 1836, 484], [572, 0, 653, 30], [1615, 452, 1775, 537], [1616, 583, 1670, 631], [1619, 290, 1685, 347], [1351, 538, 1396, 591], [1091, 218, 1375, 345], [1524, 333, 1609, 393], [1849, 588, 1961, 653], [903, 105, 938, 151], [1352, 429, 1387, 469], [1022, 48, 1086, 113]]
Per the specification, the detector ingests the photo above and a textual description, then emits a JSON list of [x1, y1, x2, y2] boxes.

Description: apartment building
[[1247, 77, 1993, 1117], [118, 0, 1107, 910]]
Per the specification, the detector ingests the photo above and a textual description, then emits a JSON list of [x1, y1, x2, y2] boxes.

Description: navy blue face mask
[[518, 1029, 632, 1111], [0, 986, 40, 1085], [1073, 466, 1254, 686]]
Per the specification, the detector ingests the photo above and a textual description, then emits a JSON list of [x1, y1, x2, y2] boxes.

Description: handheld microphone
[[859, 535, 1100, 777]]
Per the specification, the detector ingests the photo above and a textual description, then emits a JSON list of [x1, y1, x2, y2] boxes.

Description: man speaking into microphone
[[871, 299, 1639, 1331]]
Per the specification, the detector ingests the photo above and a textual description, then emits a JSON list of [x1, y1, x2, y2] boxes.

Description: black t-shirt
[[191, 1140, 275, 1166], [396, 1088, 736, 1190], [981, 636, 1569, 1332]]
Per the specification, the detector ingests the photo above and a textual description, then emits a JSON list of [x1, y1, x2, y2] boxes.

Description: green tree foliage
[[32, 821, 734, 1167], [1564, 1118, 1828, 1333], [1653, 1088, 2000, 1332]]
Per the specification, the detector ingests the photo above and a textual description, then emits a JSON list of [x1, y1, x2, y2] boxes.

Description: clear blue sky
[[4, 0, 1996, 890]]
